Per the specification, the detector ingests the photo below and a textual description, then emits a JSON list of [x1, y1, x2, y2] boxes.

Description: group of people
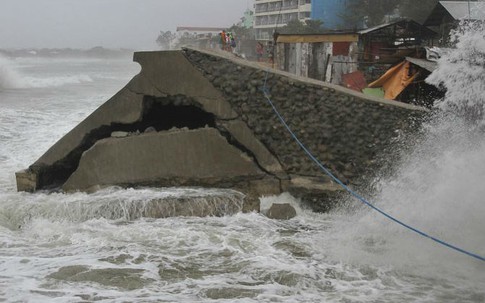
[[218, 30, 275, 64], [220, 30, 236, 52]]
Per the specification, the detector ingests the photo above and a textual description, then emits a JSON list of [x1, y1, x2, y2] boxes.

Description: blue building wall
[[311, 0, 347, 29]]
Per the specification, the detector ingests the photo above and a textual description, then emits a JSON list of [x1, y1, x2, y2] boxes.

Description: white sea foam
[[22, 74, 94, 88], [1, 54, 95, 89], [427, 20, 485, 125], [1, 23, 485, 301], [0, 187, 245, 230]]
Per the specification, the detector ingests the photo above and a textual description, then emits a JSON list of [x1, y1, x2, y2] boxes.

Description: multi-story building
[[253, 0, 348, 41], [254, 0, 312, 40]]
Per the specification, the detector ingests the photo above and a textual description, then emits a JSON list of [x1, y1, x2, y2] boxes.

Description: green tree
[[279, 19, 325, 34], [175, 32, 196, 49], [156, 31, 176, 50], [340, 0, 400, 28], [340, 0, 446, 28], [398, 0, 439, 23], [279, 19, 306, 34], [305, 20, 326, 33], [228, 23, 253, 41]]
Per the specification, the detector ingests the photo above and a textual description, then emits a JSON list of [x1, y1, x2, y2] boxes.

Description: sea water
[[0, 25, 484, 302]]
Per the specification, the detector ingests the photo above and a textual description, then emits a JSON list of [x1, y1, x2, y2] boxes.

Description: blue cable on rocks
[[260, 71, 485, 263]]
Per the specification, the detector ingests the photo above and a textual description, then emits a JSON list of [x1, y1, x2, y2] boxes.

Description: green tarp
[[362, 87, 385, 98]]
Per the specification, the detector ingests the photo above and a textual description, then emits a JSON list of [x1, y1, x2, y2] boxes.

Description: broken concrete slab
[[16, 49, 428, 214], [15, 169, 38, 193], [63, 128, 266, 193]]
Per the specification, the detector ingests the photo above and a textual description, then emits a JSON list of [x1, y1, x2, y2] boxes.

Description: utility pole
[[468, 0, 471, 20]]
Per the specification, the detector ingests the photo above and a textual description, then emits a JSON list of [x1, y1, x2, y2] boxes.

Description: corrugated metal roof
[[439, 1, 485, 20], [276, 34, 359, 43], [357, 19, 436, 37], [358, 21, 397, 34], [405, 57, 438, 72]]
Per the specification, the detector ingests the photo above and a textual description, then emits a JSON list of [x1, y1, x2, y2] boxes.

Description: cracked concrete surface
[[16, 49, 425, 213]]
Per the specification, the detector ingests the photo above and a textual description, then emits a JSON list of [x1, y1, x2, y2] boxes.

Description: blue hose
[[260, 72, 485, 263]]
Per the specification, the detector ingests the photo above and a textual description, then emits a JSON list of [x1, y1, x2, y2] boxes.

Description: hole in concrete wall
[[138, 95, 216, 131], [33, 95, 217, 190], [108, 95, 216, 133]]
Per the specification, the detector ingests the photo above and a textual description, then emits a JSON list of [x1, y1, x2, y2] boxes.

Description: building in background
[[254, 0, 312, 40], [253, 0, 348, 41], [241, 9, 255, 29]]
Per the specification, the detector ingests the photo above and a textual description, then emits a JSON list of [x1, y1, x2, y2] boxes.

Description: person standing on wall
[[220, 30, 226, 50], [267, 42, 274, 64], [230, 33, 236, 53], [256, 42, 264, 62]]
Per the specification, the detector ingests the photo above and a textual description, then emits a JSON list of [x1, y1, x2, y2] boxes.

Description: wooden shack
[[275, 19, 437, 85], [274, 32, 359, 84]]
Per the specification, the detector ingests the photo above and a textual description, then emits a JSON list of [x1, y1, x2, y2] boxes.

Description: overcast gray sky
[[0, 0, 253, 50]]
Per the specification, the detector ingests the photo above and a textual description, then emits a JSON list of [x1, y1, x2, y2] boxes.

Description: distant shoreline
[[0, 46, 135, 59]]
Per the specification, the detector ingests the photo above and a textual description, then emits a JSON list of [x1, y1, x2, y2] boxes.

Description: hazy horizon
[[1, 0, 253, 50]]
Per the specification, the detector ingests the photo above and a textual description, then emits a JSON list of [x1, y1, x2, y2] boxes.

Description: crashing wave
[[0, 55, 25, 89], [427, 20, 485, 126]]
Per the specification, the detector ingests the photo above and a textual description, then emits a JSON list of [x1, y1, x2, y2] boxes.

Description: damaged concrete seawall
[[15, 49, 427, 212]]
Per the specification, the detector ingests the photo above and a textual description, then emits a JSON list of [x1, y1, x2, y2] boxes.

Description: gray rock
[[111, 131, 129, 138], [144, 126, 157, 133], [266, 203, 297, 220]]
